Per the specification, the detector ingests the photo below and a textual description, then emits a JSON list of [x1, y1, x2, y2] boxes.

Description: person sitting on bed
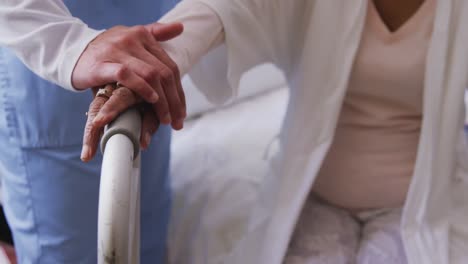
[[84, 0, 468, 263]]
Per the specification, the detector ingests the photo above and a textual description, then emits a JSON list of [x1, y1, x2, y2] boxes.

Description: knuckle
[[125, 88, 139, 101], [121, 87, 135, 97], [119, 35, 135, 47], [132, 25, 148, 36], [113, 31, 137, 47], [115, 65, 129, 80], [160, 69, 173, 84], [113, 88, 137, 106], [113, 87, 128, 97], [142, 68, 158, 82]]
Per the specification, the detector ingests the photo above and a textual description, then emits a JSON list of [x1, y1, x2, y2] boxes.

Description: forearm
[[0, 0, 224, 91], [0, 0, 102, 90], [158, 0, 225, 76]]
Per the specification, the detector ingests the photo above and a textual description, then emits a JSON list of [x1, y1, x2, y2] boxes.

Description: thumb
[[145, 22, 184, 42]]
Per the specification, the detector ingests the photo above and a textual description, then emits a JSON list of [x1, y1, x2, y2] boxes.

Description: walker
[[98, 108, 142, 264]]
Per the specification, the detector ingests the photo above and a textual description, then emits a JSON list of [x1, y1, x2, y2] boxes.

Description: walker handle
[[100, 107, 141, 159]]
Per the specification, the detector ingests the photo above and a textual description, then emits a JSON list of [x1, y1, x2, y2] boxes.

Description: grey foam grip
[[100, 108, 141, 159]]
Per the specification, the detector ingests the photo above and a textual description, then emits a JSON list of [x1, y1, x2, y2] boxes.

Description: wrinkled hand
[[81, 84, 159, 162], [72, 22, 186, 128]]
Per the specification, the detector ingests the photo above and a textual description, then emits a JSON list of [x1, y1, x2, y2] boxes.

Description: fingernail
[[163, 113, 172, 124], [174, 119, 184, 130], [81, 145, 91, 161]]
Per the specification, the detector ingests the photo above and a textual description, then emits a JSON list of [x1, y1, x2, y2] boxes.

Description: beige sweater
[[313, 0, 436, 211]]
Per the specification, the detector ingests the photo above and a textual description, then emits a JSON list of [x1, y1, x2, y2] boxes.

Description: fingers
[[140, 23, 187, 126], [159, 64, 185, 130], [130, 47, 185, 128], [72, 24, 183, 100], [81, 85, 113, 162], [119, 56, 172, 124], [91, 26, 186, 128], [82, 85, 146, 162], [145, 22, 184, 42], [90, 61, 159, 103], [141, 35, 186, 129], [152, 45, 186, 126], [140, 106, 160, 149], [72, 23, 186, 136], [93, 86, 141, 127]]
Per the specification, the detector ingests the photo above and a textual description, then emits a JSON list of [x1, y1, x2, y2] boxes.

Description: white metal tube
[[98, 134, 140, 264]]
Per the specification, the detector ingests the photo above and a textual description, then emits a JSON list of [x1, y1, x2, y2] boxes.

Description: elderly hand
[[81, 84, 159, 162], [72, 22, 186, 127]]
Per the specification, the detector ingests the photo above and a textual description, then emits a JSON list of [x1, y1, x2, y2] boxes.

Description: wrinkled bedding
[[168, 88, 287, 262]]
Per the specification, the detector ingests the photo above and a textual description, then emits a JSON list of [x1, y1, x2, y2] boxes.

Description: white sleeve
[[158, 0, 231, 104], [0, 0, 103, 90], [159, 0, 224, 77], [166, 0, 286, 104]]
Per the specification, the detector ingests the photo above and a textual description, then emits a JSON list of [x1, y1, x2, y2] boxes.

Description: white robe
[[169, 0, 468, 263]]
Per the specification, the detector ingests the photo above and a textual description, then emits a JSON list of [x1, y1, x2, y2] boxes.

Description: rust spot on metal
[[104, 249, 117, 264]]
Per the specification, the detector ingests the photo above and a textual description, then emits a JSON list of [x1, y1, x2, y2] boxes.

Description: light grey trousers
[[284, 196, 407, 264]]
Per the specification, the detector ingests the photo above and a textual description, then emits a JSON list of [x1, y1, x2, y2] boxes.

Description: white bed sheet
[[168, 88, 288, 262], [183, 64, 286, 118]]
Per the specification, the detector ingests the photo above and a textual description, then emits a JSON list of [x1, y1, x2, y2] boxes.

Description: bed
[[168, 64, 288, 262]]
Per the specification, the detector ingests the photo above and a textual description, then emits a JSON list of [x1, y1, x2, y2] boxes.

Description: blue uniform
[[0, 0, 179, 263]]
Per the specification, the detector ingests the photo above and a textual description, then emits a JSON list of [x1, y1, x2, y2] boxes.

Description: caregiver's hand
[[81, 84, 160, 162], [72, 22, 186, 126]]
